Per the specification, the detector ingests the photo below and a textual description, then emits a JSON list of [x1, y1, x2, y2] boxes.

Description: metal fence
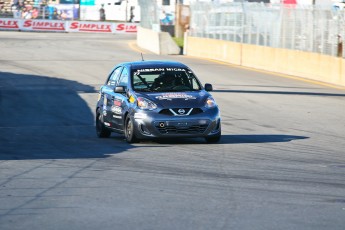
[[138, 0, 160, 30], [189, 2, 345, 58]]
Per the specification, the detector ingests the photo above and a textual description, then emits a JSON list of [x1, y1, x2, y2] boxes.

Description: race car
[[95, 60, 221, 143]]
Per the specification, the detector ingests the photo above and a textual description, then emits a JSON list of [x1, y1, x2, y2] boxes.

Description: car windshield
[[131, 67, 202, 92]]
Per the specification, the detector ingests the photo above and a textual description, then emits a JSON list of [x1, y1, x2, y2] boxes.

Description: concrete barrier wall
[[185, 37, 242, 66], [137, 26, 161, 54], [185, 36, 345, 87], [137, 26, 180, 55]]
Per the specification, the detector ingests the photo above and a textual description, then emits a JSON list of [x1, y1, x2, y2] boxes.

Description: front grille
[[159, 108, 203, 116], [189, 108, 203, 115], [156, 124, 208, 134], [159, 109, 173, 116]]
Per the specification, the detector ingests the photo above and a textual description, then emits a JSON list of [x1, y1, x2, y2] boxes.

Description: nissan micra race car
[[96, 60, 221, 143]]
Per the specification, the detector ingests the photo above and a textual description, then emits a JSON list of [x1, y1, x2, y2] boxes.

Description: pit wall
[[137, 26, 180, 55], [185, 36, 345, 87]]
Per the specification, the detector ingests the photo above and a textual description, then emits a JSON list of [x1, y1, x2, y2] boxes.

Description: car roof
[[121, 60, 189, 69]]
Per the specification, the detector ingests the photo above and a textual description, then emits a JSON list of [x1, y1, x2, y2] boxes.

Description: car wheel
[[205, 132, 221, 143], [125, 115, 139, 143], [96, 111, 111, 138]]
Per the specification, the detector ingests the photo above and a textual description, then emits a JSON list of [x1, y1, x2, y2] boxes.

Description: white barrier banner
[[67, 21, 113, 33], [114, 23, 137, 33], [0, 18, 21, 31], [21, 20, 66, 32], [0, 18, 138, 34]]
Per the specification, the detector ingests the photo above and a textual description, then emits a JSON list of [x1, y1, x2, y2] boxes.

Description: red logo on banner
[[0, 20, 19, 29], [116, 24, 137, 32], [70, 22, 112, 32], [23, 20, 65, 30]]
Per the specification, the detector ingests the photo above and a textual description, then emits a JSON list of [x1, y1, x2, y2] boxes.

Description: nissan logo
[[178, 109, 185, 114]]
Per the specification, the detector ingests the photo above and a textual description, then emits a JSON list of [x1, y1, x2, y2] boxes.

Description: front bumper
[[131, 107, 221, 139]]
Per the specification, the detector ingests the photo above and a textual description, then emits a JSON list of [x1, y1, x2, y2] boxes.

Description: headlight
[[205, 96, 217, 108], [137, 97, 157, 110]]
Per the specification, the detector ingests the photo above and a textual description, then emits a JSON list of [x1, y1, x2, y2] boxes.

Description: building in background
[[80, 0, 140, 21]]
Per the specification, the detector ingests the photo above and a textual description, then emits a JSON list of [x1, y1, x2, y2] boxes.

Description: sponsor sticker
[[165, 68, 186, 72], [135, 68, 165, 73], [111, 106, 122, 114], [129, 95, 135, 103], [113, 100, 122, 106], [155, 93, 197, 101], [134, 68, 187, 75]]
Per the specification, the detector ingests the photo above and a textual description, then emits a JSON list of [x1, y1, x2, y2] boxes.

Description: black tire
[[96, 111, 111, 138], [205, 132, 221, 143], [124, 115, 139, 143]]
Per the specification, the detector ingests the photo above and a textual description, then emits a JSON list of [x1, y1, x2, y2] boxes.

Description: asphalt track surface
[[0, 31, 345, 230]]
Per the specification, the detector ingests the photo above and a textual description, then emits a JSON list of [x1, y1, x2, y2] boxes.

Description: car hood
[[138, 91, 210, 108]]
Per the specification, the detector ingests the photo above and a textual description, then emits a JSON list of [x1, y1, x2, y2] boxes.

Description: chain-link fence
[[189, 2, 345, 58], [138, 0, 160, 30]]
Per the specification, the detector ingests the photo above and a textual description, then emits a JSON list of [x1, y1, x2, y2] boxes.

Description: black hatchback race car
[[95, 60, 221, 143]]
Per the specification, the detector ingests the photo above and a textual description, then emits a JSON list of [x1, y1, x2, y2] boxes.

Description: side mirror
[[114, 86, 125, 93], [204, 83, 213, 92]]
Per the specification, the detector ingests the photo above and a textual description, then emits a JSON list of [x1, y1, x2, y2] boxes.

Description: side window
[[107, 67, 123, 86], [190, 77, 201, 90], [118, 68, 129, 87]]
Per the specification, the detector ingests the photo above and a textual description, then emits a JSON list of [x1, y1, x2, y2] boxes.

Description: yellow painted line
[[128, 41, 147, 54], [181, 55, 345, 91]]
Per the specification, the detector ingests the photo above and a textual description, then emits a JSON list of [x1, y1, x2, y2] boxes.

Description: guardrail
[[0, 18, 138, 33]]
